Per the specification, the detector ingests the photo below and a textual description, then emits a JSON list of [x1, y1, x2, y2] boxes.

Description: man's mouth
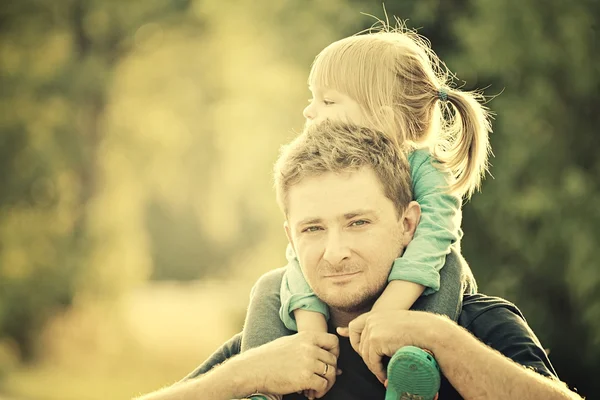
[[323, 271, 361, 278]]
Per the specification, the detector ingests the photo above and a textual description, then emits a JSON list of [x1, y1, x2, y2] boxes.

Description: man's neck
[[329, 308, 367, 328], [328, 296, 378, 328]]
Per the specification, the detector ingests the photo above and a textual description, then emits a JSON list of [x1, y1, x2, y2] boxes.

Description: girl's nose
[[303, 103, 316, 120]]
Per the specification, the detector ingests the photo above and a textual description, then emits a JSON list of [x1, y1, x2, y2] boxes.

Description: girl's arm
[[241, 245, 329, 355], [280, 244, 329, 332], [372, 149, 466, 320]]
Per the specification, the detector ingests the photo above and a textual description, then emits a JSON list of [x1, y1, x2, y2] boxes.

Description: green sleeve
[[279, 243, 330, 331], [388, 149, 463, 295]]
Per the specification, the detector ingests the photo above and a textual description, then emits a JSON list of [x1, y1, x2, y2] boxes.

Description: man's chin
[[320, 290, 378, 314]]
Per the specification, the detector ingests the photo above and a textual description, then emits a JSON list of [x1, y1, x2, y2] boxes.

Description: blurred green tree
[[0, 0, 193, 361], [349, 0, 599, 396], [0, 0, 357, 368], [453, 2, 599, 397], [0, 0, 597, 398]]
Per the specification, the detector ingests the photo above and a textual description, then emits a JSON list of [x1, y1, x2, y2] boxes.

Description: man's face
[[303, 86, 366, 127], [285, 167, 418, 313]]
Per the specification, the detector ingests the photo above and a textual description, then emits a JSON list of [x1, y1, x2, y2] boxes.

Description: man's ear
[[284, 220, 296, 253], [401, 201, 421, 246]]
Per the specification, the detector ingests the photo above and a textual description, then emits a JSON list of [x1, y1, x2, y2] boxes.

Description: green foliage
[[0, 0, 195, 359], [453, 1, 600, 396], [0, 0, 598, 398], [336, 1, 599, 396], [0, 0, 351, 365], [350, 0, 600, 396]]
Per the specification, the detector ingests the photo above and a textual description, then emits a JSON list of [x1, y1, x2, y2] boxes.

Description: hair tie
[[438, 88, 448, 102]]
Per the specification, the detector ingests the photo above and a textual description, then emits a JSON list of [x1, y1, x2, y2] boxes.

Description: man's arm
[[181, 332, 242, 381], [135, 357, 255, 400], [134, 331, 341, 400], [340, 310, 582, 400], [433, 315, 580, 399]]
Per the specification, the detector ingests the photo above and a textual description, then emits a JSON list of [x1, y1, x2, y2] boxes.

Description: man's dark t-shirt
[[187, 294, 557, 399], [284, 294, 557, 399]]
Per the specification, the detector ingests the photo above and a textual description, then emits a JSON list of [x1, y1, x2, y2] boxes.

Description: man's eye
[[351, 220, 369, 227], [302, 226, 322, 233]]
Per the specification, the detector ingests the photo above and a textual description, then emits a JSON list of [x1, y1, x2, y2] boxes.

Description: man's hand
[[236, 331, 341, 398], [337, 310, 447, 382], [337, 309, 583, 400]]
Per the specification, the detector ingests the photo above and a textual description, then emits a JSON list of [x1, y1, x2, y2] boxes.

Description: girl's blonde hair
[[308, 26, 492, 199]]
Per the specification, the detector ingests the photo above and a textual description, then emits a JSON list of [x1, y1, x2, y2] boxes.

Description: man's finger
[[356, 323, 370, 357], [367, 349, 387, 383], [350, 329, 362, 355], [314, 361, 338, 398], [315, 347, 338, 369], [348, 313, 368, 334], [336, 327, 349, 337], [307, 374, 329, 396], [311, 331, 339, 353], [348, 314, 368, 354]]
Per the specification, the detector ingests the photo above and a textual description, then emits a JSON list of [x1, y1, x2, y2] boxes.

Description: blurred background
[[0, 0, 598, 399]]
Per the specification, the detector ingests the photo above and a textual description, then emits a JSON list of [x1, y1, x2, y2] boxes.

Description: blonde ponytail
[[307, 26, 493, 199], [434, 88, 492, 199]]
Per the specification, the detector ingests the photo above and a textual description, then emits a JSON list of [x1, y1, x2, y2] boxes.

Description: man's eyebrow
[[297, 217, 323, 226], [343, 210, 376, 219], [296, 211, 376, 226]]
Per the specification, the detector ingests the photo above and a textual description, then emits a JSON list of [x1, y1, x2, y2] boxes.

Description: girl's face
[[304, 86, 368, 127]]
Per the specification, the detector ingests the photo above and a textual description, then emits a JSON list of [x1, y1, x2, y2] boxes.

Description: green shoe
[[246, 395, 282, 400], [246, 394, 282, 400], [384, 346, 440, 400]]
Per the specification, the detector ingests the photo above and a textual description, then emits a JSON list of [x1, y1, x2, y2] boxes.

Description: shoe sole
[[385, 346, 440, 400]]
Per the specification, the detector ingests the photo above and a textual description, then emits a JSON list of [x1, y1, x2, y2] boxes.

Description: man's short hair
[[274, 121, 412, 217]]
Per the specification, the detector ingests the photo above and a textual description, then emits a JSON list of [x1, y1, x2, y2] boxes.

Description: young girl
[[244, 25, 491, 400]]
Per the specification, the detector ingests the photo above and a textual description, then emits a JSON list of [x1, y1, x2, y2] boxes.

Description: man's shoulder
[[459, 292, 524, 328], [458, 293, 559, 380]]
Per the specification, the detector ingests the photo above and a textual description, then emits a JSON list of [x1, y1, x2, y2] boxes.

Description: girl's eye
[[323, 99, 334, 105]]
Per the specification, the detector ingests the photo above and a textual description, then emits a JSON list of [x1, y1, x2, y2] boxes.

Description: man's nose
[[322, 231, 351, 266], [303, 103, 316, 120]]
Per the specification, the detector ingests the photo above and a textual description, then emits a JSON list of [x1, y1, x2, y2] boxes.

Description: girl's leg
[[241, 267, 293, 352], [412, 248, 472, 321]]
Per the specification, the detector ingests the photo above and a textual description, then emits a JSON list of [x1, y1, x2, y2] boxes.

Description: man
[[137, 121, 582, 400]]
